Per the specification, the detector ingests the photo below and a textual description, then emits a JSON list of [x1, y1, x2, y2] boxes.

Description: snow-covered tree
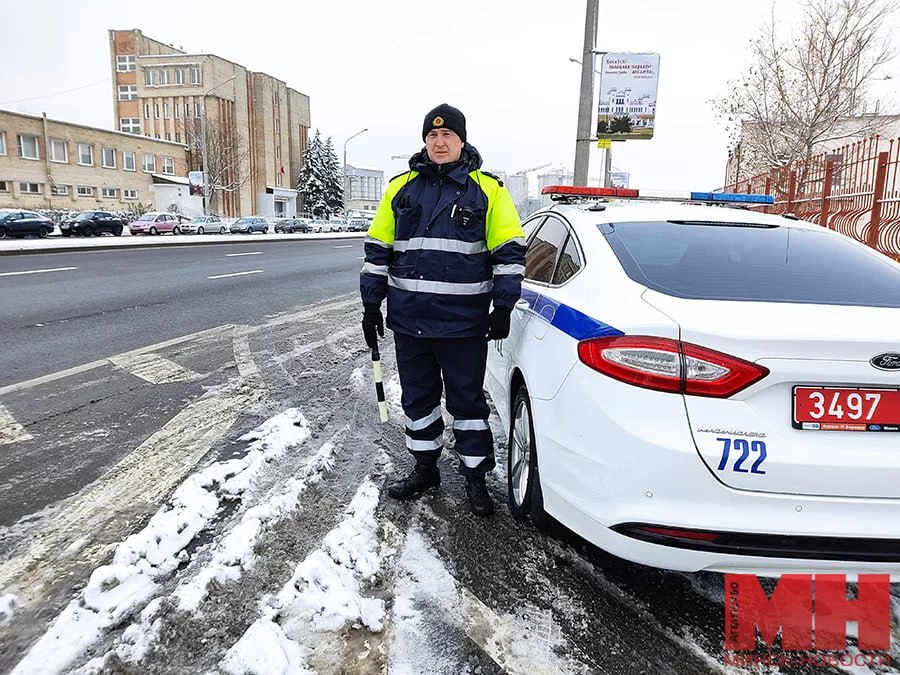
[[715, 0, 895, 180], [297, 130, 344, 218]]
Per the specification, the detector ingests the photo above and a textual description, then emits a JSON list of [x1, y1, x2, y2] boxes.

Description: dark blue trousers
[[393, 332, 495, 477]]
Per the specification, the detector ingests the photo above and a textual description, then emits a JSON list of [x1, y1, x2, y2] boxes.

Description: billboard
[[596, 53, 660, 141], [188, 171, 205, 196]]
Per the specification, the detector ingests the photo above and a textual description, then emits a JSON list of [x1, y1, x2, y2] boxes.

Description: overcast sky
[[3, 0, 898, 191]]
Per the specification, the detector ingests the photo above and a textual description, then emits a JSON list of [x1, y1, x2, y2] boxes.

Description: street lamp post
[[199, 75, 237, 216], [343, 128, 368, 212]]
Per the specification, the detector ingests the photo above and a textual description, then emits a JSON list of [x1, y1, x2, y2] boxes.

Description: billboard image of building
[[596, 53, 660, 141]]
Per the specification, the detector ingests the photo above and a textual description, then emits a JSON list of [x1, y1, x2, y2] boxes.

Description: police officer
[[360, 103, 525, 517]]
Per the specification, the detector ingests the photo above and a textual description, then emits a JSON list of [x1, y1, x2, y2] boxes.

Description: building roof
[[151, 174, 189, 185]]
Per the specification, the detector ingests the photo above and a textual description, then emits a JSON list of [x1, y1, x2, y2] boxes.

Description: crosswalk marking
[[109, 353, 202, 384], [0, 404, 31, 445]]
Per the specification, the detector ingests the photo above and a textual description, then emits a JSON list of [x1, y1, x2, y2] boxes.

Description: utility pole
[[574, 0, 599, 186], [343, 128, 368, 211]]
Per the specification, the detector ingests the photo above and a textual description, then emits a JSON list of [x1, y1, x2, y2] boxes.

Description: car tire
[[82, 225, 94, 237], [263, 227, 268, 234], [197, 226, 205, 235], [149, 226, 158, 236], [508, 384, 553, 529], [173, 226, 181, 235], [38, 226, 49, 239], [0, 227, 7, 239], [219, 226, 226, 234], [112, 225, 123, 237]]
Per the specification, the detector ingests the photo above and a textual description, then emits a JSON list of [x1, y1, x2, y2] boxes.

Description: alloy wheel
[[510, 399, 532, 508]]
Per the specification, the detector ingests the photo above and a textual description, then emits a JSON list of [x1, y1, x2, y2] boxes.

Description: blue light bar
[[690, 192, 774, 205]]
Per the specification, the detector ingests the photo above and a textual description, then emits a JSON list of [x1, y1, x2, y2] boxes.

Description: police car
[[486, 185, 900, 576]]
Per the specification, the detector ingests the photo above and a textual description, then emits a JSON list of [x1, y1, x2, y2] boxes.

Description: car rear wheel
[[197, 226, 205, 235], [218, 226, 226, 234], [112, 225, 123, 237], [0, 227, 7, 239], [508, 384, 552, 529], [149, 226, 158, 236], [263, 227, 268, 234], [82, 225, 94, 237], [37, 226, 49, 238]]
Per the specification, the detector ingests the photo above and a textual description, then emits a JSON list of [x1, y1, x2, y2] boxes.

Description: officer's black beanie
[[422, 103, 467, 143]]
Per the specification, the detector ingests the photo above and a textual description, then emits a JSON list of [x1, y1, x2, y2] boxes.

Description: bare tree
[[716, 0, 895, 181], [180, 117, 250, 215]]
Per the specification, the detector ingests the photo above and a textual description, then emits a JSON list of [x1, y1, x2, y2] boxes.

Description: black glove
[[362, 304, 384, 348], [485, 308, 511, 340]]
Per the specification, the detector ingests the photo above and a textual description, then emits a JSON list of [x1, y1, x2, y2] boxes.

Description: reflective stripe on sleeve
[[365, 235, 393, 249], [389, 276, 493, 295], [492, 264, 525, 276], [452, 419, 490, 431], [406, 405, 443, 431], [394, 237, 487, 254], [406, 437, 443, 452], [361, 262, 388, 276]]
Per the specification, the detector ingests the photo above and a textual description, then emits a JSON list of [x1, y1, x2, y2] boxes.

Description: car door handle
[[514, 299, 530, 313]]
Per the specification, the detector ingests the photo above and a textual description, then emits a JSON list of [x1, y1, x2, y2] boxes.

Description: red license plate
[[793, 387, 900, 431]]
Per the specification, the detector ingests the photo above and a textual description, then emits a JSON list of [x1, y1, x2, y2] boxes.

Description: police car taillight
[[541, 185, 775, 204], [576, 336, 769, 398]]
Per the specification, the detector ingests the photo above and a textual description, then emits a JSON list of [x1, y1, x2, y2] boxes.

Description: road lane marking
[[207, 270, 263, 279], [225, 252, 263, 257], [0, 389, 252, 607], [0, 404, 32, 445], [334, 245, 353, 249], [0, 324, 235, 397], [0, 267, 77, 277], [109, 353, 201, 384]]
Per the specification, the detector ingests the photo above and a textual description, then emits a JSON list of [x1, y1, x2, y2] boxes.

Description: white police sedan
[[486, 186, 900, 576]]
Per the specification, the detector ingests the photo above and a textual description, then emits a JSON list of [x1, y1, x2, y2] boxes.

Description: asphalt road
[[0, 239, 362, 387]]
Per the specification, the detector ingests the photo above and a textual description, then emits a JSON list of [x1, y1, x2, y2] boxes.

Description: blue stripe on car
[[520, 287, 623, 340]]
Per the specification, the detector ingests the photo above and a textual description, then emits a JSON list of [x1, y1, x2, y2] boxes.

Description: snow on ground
[[0, 592, 20, 626], [220, 479, 384, 674], [11, 409, 313, 675]]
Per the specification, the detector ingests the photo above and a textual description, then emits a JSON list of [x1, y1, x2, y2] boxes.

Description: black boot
[[465, 476, 494, 517], [388, 463, 440, 500]]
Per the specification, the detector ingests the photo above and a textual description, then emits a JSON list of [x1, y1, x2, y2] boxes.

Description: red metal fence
[[722, 136, 900, 261]]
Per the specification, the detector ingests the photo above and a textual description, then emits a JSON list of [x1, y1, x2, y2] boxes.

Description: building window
[[276, 171, 282, 187], [154, 104, 160, 118], [144, 103, 151, 119], [275, 146, 280, 160], [119, 118, 141, 134], [118, 85, 138, 100], [77, 185, 94, 197], [165, 133, 171, 141], [19, 182, 41, 194], [116, 55, 136, 72], [101, 187, 117, 198], [17, 134, 39, 159], [163, 103, 170, 119], [190, 66, 201, 85], [0, 132, 5, 155], [174, 103, 180, 119], [0, 181, 8, 192], [162, 156, 175, 175], [102, 147, 116, 168], [123, 151, 136, 171], [123, 189, 138, 200], [143, 153, 156, 172], [175, 132, 181, 143], [77, 143, 93, 166], [184, 103, 191, 117], [50, 139, 68, 163], [51, 184, 69, 196], [159, 69, 170, 85], [145, 69, 160, 86], [174, 68, 185, 85]]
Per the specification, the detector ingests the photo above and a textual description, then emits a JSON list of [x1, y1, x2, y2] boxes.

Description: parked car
[[309, 219, 332, 233], [129, 212, 182, 235], [181, 215, 226, 235], [0, 209, 55, 239], [487, 185, 900, 576], [274, 218, 309, 234], [329, 217, 349, 232], [230, 217, 268, 234], [348, 218, 369, 232], [60, 210, 127, 237]]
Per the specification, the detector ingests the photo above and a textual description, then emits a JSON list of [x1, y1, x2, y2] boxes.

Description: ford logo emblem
[[871, 353, 900, 371]]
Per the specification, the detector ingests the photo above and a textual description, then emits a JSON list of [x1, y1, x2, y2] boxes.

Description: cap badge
[[432, 115, 444, 127]]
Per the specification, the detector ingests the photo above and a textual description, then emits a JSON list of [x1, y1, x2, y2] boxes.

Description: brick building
[[109, 29, 311, 218], [0, 109, 187, 211]]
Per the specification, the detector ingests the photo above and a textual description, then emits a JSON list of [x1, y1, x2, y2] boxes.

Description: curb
[[0, 233, 366, 256]]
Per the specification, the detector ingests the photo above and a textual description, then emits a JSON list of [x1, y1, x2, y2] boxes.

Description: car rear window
[[601, 220, 900, 307]]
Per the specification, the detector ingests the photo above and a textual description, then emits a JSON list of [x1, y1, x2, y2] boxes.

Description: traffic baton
[[371, 343, 389, 423]]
